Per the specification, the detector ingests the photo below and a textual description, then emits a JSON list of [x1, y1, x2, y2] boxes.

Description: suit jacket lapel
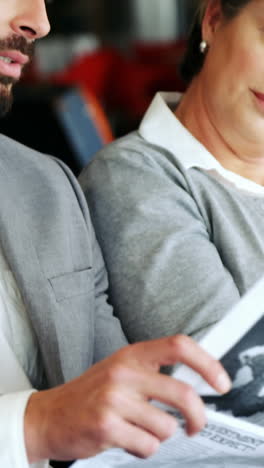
[[0, 167, 64, 387]]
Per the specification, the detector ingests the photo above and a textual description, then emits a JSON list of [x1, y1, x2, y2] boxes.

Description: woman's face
[[199, 0, 264, 148]]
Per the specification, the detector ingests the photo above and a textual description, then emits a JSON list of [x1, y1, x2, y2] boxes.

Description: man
[[0, 1, 231, 467]]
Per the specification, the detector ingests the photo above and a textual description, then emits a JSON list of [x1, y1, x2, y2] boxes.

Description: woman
[[80, 0, 264, 344]]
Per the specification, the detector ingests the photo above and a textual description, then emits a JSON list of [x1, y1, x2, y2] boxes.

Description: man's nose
[[10, 0, 51, 41]]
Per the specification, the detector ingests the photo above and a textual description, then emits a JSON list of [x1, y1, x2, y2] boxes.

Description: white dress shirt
[[0, 248, 49, 468], [139, 92, 264, 196]]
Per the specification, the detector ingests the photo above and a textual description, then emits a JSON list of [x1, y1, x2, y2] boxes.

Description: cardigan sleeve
[[91, 220, 128, 361], [79, 138, 241, 344]]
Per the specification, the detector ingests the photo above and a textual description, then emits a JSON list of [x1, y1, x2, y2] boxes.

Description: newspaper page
[[173, 273, 264, 428], [72, 414, 264, 468], [72, 275, 264, 468]]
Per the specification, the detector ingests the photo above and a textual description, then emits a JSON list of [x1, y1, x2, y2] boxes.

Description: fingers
[[122, 369, 206, 436], [129, 335, 231, 394], [96, 334, 231, 439], [78, 389, 178, 459], [94, 367, 206, 440], [121, 399, 178, 442], [150, 377, 206, 436], [109, 418, 161, 459], [94, 385, 201, 457]]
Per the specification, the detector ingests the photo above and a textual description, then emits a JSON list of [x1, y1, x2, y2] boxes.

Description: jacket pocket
[[48, 268, 94, 302]]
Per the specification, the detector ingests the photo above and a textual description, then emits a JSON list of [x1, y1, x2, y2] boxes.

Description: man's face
[[0, 0, 50, 116]]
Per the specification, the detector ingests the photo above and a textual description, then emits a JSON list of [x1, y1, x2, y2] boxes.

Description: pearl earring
[[199, 40, 208, 54]]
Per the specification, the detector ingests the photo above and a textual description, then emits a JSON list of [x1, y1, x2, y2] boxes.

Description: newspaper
[[72, 275, 264, 467]]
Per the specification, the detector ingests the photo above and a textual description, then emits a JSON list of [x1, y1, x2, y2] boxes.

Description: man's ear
[[201, 0, 223, 44]]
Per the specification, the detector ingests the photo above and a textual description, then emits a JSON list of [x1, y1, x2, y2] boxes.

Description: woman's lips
[[252, 90, 264, 102], [251, 89, 264, 113]]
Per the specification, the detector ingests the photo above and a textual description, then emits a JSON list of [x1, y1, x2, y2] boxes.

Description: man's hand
[[24, 335, 231, 462]]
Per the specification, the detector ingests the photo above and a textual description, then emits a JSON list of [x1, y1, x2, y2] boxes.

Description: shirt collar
[[139, 92, 264, 196]]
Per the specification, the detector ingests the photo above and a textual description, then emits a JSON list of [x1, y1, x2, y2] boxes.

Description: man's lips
[[0, 49, 29, 80], [0, 50, 29, 65]]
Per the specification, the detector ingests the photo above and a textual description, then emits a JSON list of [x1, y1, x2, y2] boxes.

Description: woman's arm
[[80, 139, 241, 343]]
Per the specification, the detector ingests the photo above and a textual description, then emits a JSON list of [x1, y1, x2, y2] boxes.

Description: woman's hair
[[180, 0, 251, 84]]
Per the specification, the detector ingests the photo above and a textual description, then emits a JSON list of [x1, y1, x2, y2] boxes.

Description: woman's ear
[[201, 0, 223, 44]]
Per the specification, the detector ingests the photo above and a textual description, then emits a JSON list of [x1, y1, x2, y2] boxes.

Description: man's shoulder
[[0, 133, 75, 186], [0, 133, 54, 168], [0, 133, 84, 205]]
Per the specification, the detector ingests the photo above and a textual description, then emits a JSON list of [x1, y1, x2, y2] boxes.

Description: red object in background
[[108, 40, 187, 119], [24, 40, 187, 124], [132, 39, 187, 66], [109, 60, 183, 118], [51, 48, 122, 102]]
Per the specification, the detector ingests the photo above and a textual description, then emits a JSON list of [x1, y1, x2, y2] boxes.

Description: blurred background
[[0, 0, 196, 175]]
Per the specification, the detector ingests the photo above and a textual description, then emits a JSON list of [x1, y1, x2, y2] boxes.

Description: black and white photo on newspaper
[[72, 275, 264, 468], [203, 317, 264, 421]]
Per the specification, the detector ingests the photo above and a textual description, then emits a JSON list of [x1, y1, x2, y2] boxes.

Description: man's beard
[[0, 35, 34, 118], [0, 80, 14, 117]]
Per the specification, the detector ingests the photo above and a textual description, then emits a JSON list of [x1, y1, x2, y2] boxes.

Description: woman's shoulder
[[83, 130, 189, 186]]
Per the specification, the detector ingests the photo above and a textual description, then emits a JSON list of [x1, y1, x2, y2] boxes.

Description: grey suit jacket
[[0, 134, 127, 389]]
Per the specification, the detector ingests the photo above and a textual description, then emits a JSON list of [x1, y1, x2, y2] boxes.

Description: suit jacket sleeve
[[55, 159, 128, 362]]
